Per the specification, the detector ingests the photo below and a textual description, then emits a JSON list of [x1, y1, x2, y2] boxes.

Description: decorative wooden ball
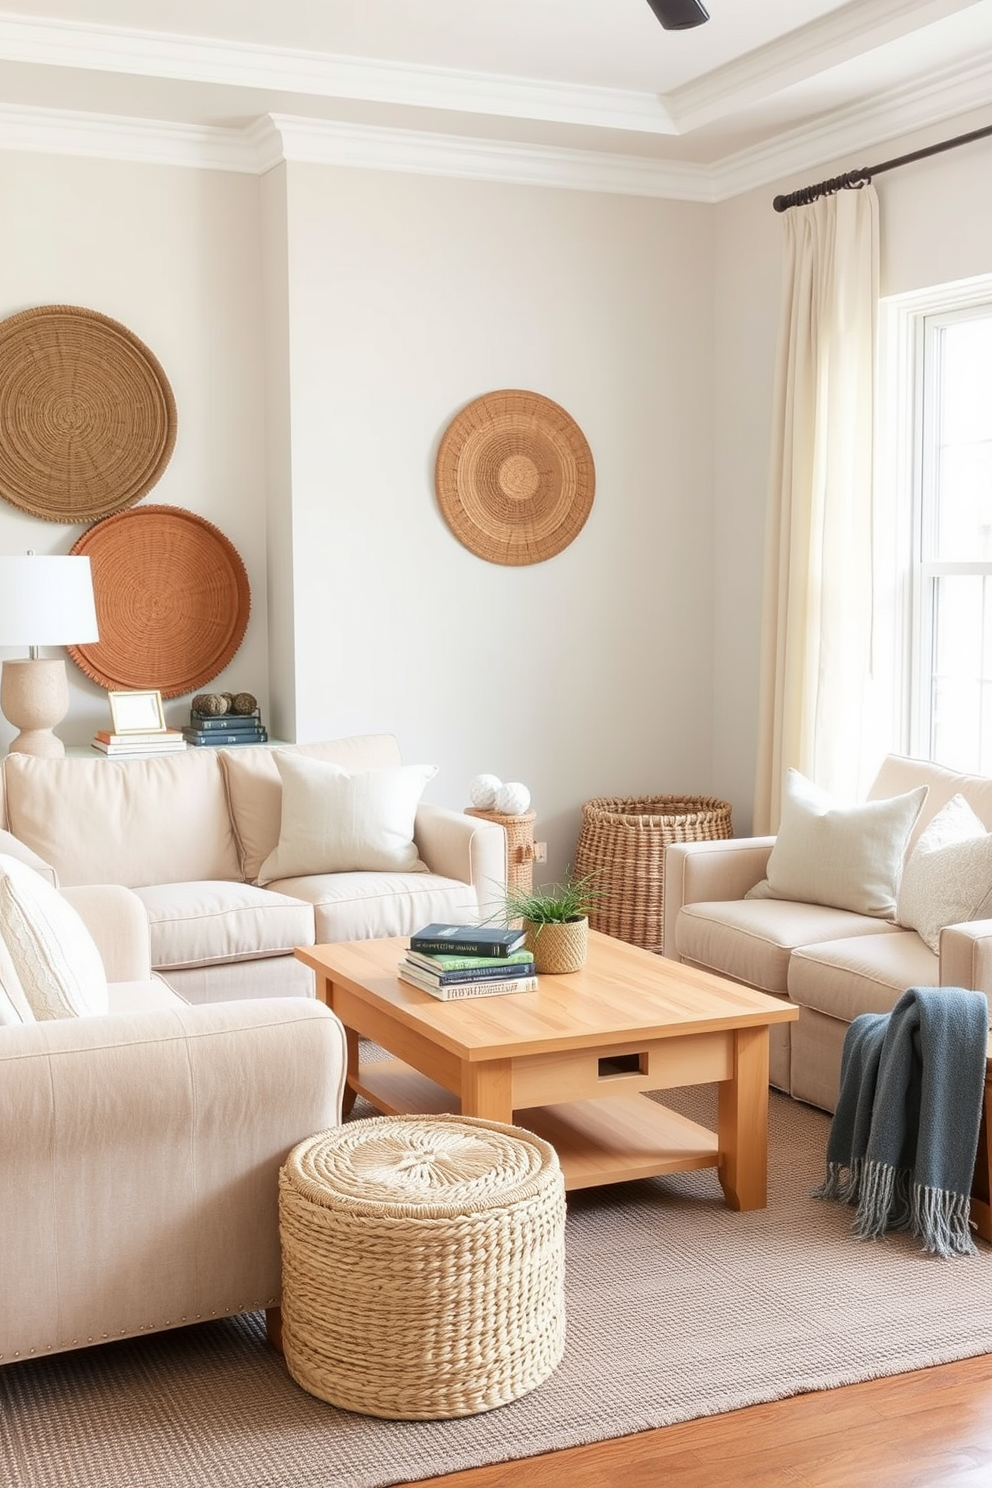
[[231, 692, 258, 716], [469, 773, 502, 809], [192, 692, 228, 716], [496, 781, 531, 815]]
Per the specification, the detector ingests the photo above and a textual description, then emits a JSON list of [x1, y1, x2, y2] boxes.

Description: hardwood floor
[[411, 1354, 992, 1487]]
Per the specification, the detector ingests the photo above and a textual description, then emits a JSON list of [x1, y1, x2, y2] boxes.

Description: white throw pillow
[[0, 853, 109, 1019], [745, 770, 928, 919], [257, 755, 437, 885], [0, 929, 35, 1025], [896, 794, 992, 953]]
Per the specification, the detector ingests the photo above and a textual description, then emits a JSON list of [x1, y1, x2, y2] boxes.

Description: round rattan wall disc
[[66, 506, 251, 698], [0, 304, 177, 522], [435, 390, 595, 565]]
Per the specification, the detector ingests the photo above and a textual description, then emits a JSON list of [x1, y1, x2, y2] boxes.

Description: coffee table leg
[[460, 1059, 513, 1122], [342, 1025, 360, 1116], [717, 1025, 770, 1210]]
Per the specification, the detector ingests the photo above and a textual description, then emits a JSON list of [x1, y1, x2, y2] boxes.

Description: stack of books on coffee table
[[398, 923, 537, 1000]]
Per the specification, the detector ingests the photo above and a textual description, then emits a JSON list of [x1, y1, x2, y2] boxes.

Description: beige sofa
[[0, 733, 506, 1003], [664, 754, 992, 1113], [0, 881, 346, 1363]]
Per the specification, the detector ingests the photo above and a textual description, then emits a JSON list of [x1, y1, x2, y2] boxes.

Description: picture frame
[[108, 689, 166, 734]]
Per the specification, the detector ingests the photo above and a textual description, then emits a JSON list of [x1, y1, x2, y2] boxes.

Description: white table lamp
[[0, 554, 100, 757]]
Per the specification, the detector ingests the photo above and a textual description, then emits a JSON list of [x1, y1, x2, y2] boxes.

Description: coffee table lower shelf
[[353, 1057, 720, 1191]]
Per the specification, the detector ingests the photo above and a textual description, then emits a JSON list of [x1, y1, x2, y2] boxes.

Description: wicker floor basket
[[574, 795, 733, 955], [279, 1113, 566, 1420]]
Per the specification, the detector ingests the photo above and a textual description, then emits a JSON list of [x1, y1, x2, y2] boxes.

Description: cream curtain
[[753, 184, 879, 833]]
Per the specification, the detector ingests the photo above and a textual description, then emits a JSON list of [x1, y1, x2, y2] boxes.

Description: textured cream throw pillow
[[257, 754, 437, 885], [0, 853, 109, 1018], [896, 794, 992, 953], [0, 929, 35, 1025], [746, 770, 928, 918]]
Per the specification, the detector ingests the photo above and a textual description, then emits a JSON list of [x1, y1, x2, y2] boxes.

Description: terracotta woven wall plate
[[0, 304, 176, 522], [435, 390, 595, 566], [67, 506, 251, 698]]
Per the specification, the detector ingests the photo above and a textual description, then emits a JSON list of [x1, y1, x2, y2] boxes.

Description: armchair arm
[[59, 883, 153, 983], [0, 997, 346, 1362], [414, 803, 507, 920], [940, 920, 992, 1000], [663, 837, 775, 960]]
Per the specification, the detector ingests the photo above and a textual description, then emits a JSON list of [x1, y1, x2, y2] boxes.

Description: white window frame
[[878, 273, 992, 770]]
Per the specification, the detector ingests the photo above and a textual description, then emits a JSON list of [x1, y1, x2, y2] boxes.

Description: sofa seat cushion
[[676, 899, 903, 995], [266, 872, 478, 944], [788, 930, 938, 1023], [132, 882, 316, 972]]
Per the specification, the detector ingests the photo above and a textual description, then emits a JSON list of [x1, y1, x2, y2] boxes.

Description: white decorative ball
[[495, 781, 531, 815], [469, 773, 502, 809]]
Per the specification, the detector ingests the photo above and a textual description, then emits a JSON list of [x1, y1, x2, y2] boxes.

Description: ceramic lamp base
[[1, 657, 69, 757]]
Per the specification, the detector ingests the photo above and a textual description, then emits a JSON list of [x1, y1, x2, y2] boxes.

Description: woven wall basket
[[435, 389, 594, 566], [573, 795, 733, 955], [0, 304, 176, 522], [67, 506, 251, 698]]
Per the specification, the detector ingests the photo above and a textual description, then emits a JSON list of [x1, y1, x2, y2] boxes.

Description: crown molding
[[257, 115, 710, 198], [669, 0, 979, 132], [0, 14, 676, 135], [707, 48, 992, 202], [0, 100, 257, 171], [0, 46, 989, 205]]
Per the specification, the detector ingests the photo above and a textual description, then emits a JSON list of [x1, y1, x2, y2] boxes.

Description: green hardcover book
[[406, 948, 535, 975]]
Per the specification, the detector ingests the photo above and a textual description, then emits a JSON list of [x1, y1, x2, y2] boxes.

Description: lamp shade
[[0, 555, 99, 647]]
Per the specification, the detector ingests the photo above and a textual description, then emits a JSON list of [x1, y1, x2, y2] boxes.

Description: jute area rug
[[3, 1086, 992, 1488]]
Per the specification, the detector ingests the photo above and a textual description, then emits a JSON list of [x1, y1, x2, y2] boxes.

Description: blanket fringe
[[815, 1160, 976, 1257]]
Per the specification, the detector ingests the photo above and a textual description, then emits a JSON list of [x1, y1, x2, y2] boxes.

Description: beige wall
[[0, 151, 268, 748], [273, 163, 715, 875]]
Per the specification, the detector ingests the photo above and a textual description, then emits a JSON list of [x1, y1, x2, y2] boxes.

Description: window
[[880, 278, 992, 775]]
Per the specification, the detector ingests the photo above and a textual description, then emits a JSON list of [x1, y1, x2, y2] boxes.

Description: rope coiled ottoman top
[[279, 1114, 566, 1419]]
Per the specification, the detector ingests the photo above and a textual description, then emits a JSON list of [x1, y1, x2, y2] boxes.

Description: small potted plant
[[495, 869, 602, 974]]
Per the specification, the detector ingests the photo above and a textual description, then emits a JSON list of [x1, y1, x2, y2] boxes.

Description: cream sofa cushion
[[222, 736, 403, 883], [675, 897, 902, 995], [132, 882, 316, 971], [0, 853, 109, 1019], [746, 770, 927, 918], [788, 930, 938, 1023], [257, 754, 436, 885], [2, 752, 241, 888], [271, 869, 480, 944], [895, 794, 992, 952]]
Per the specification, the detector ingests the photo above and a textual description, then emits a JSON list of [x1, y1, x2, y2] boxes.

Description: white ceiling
[[1, 0, 991, 197]]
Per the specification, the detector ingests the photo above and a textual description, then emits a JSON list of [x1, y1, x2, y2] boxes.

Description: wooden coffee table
[[295, 930, 798, 1210]]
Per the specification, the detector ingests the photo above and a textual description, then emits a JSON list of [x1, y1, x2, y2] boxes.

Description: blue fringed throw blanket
[[814, 986, 989, 1257]]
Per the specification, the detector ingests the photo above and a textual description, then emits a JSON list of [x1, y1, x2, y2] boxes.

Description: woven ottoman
[[278, 1113, 566, 1419]]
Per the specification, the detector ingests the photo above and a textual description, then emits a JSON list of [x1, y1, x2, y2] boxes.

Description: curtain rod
[[772, 120, 992, 212]]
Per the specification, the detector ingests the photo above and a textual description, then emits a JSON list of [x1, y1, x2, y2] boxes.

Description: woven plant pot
[[525, 916, 588, 974], [574, 795, 733, 955]]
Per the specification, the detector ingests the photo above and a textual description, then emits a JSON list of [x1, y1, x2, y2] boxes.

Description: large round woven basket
[[66, 505, 251, 697], [573, 795, 733, 955], [279, 1113, 566, 1420], [0, 304, 176, 522]]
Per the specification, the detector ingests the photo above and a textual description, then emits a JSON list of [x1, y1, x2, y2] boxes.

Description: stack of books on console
[[91, 729, 186, 756], [182, 711, 269, 747], [398, 923, 538, 1001]]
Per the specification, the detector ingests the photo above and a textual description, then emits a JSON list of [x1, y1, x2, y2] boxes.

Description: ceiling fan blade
[[645, 0, 710, 28]]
